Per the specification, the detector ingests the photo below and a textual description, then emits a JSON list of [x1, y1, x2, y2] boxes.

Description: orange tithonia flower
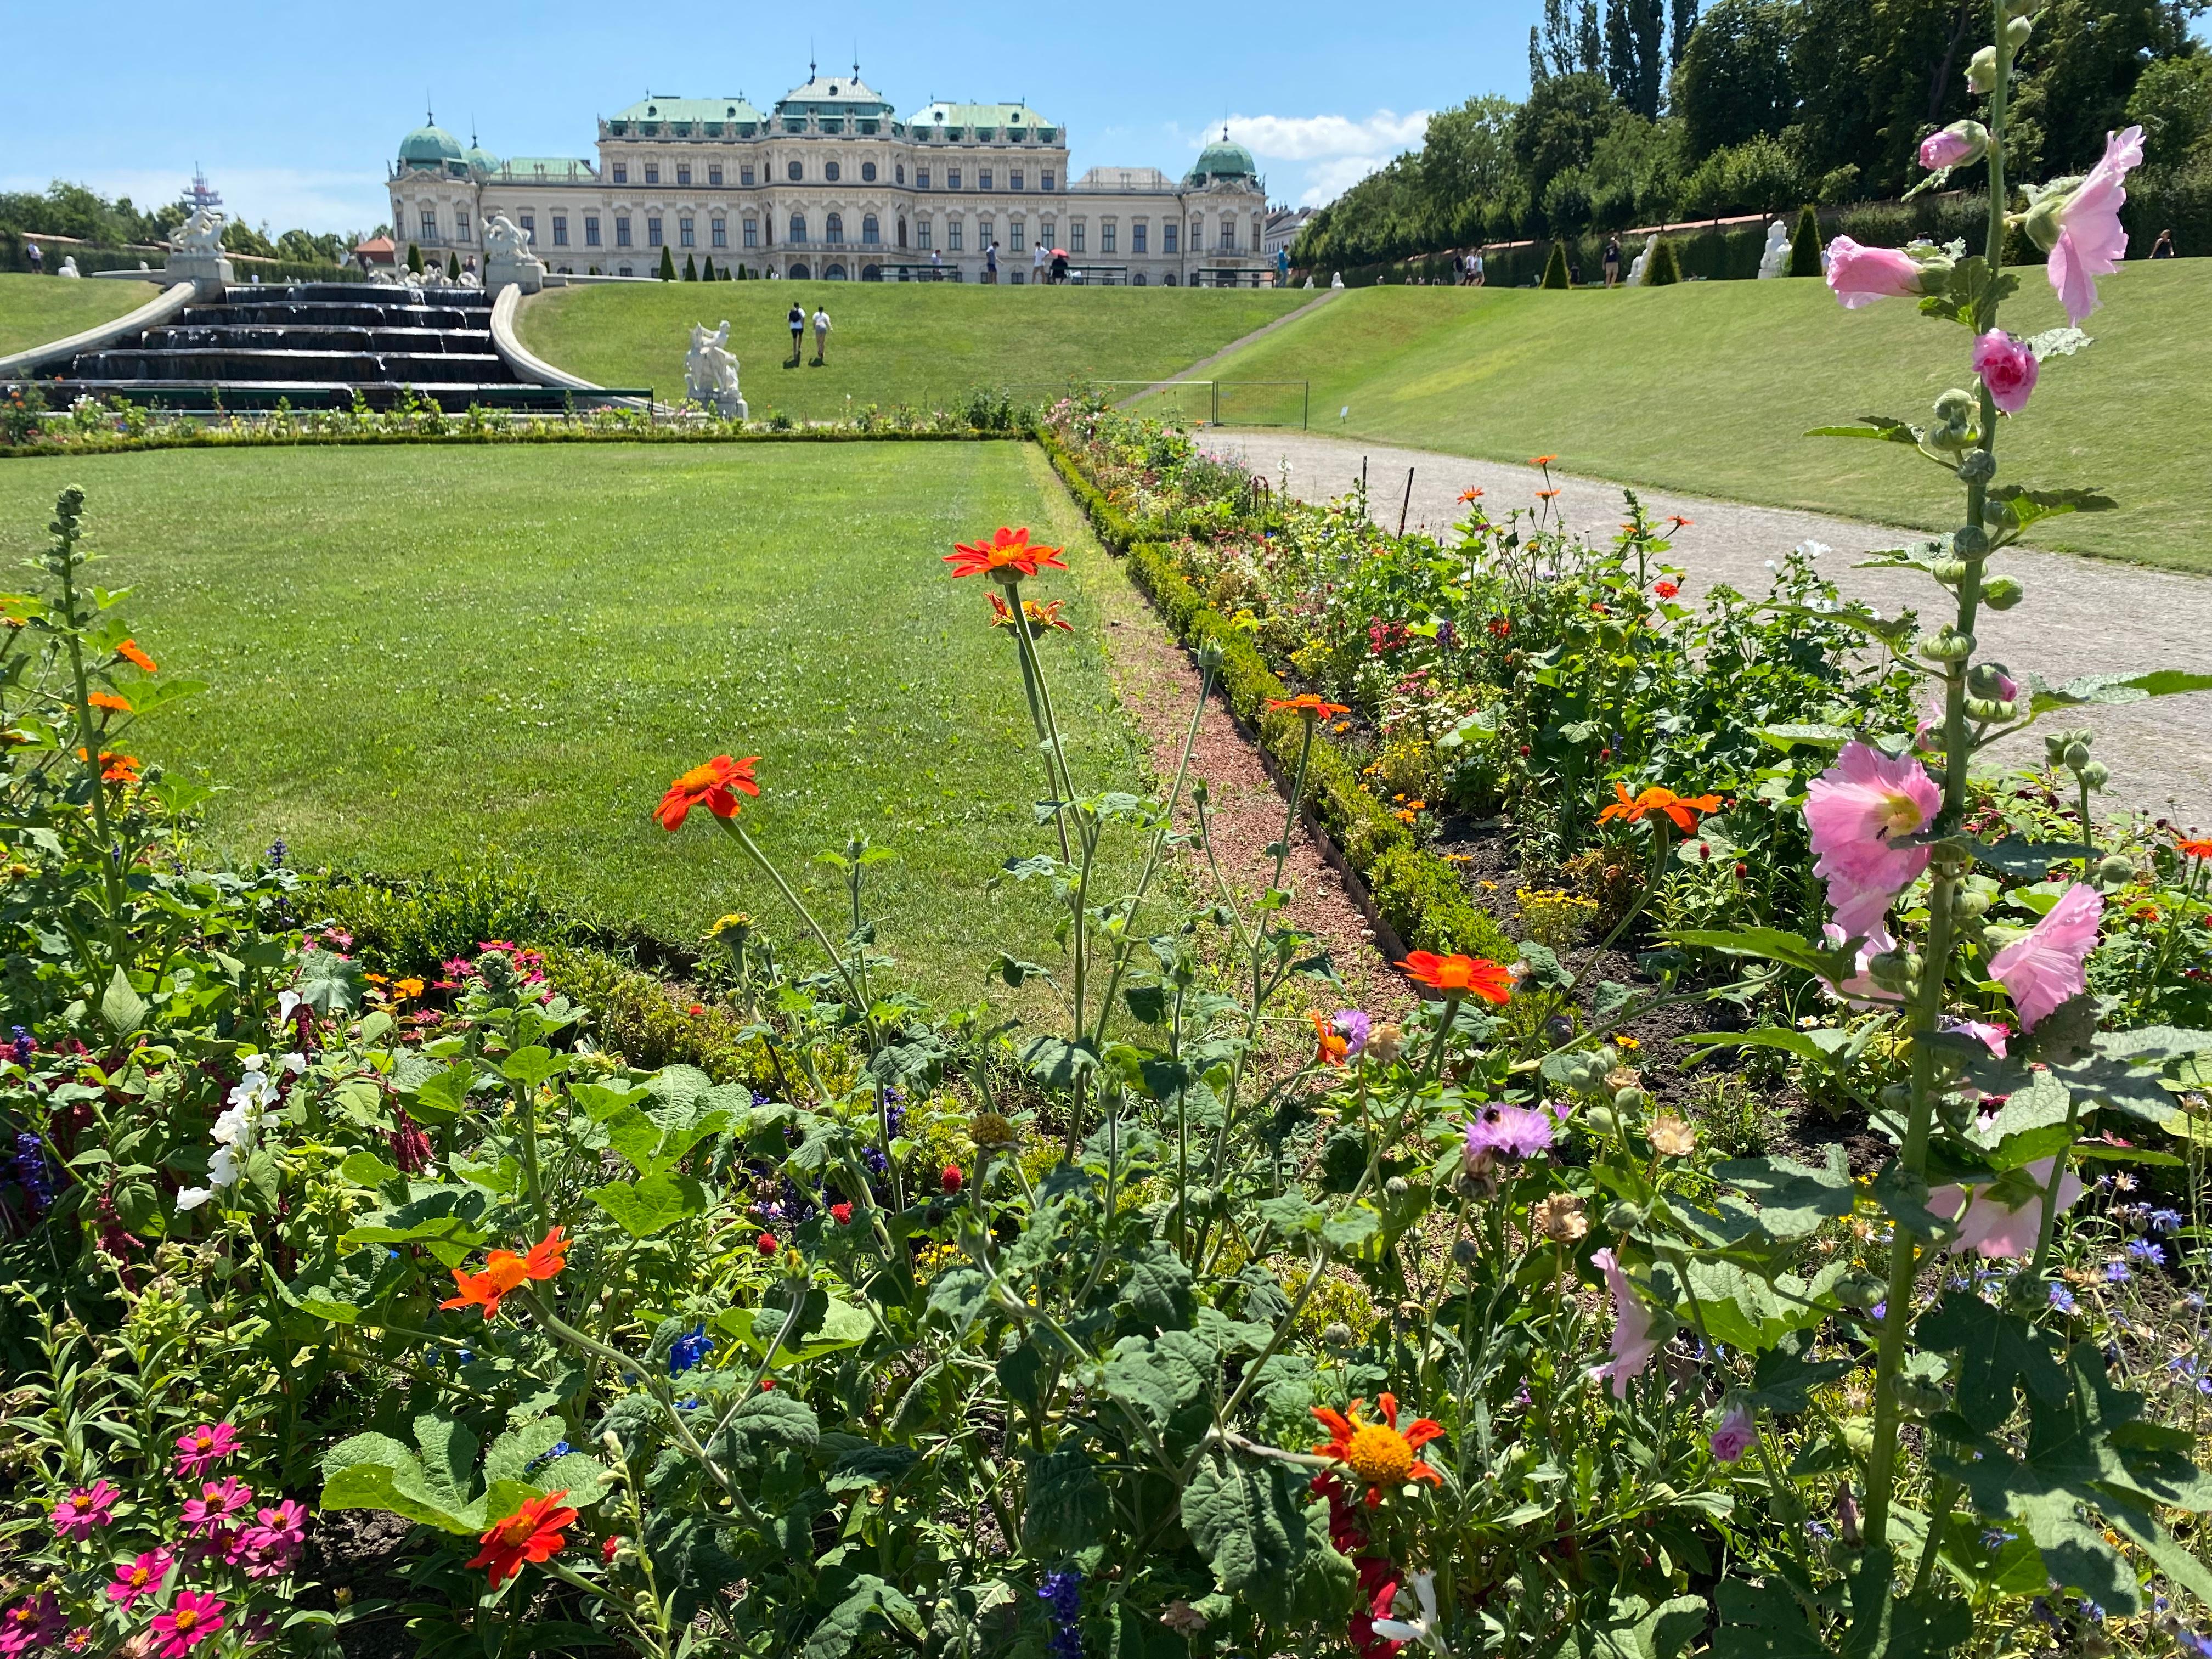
[[987, 592, 1074, 633], [1398, 952, 1514, 1003], [1598, 782, 1723, 833], [1457, 487, 1483, 503], [1530, 454, 1558, 467], [439, 1226, 569, 1322], [77, 748, 141, 783], [2176, 837, 2212, 861], [1310, 1011, 1348, 1066], [87, 691, 132, 714], [657, 755, 761, 832], [468, 1489, 578, 1588], [1311, 1393, 1444, 1508], [117, 639, 157, 673], [1536, 488, 1562, 501], [944, 527, 1069, 584], [1267, 693, 1351, 720]]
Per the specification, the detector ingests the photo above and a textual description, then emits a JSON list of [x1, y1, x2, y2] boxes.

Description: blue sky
[[4, 0, 1550, 235]]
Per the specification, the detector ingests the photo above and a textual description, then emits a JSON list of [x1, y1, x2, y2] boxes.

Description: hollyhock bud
[[2063, 740, 2092, 770], [1920, 121, 1988, 171], [1972, 331, 2039, 415], [2080, 760, 2111, 790], [1982, 575, 2024, 610], [2006, 15, 2034, 52], [1967, 46, 1999, 92], [1918, 628, 1976, 663], [2096, 853, 2134, 885], [1951, 524, 1990, 557], [1955, 448, 1996, 484], [1825, 236, 1945, 309]]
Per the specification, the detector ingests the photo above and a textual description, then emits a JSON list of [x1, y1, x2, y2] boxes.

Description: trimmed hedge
[[1045, 434, 1511, 964]]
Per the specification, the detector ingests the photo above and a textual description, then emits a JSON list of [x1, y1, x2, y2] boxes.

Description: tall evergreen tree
[[1606, 0, 1638, 103], [1670, 0, 1700, 68], [1545, 0, 1577, 77], [1629, 0, 1667, 116], [1578, 2, 1605, 75], [1530, 25, 1551, 83]]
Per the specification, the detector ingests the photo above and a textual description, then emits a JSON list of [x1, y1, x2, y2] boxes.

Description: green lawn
[[0, 272, 162, 357], [1200, 263, 2209, 572], [0, 442, 1144, 991], [517, 281, 1309, 419]]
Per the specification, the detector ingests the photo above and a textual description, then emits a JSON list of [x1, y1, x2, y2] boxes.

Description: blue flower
[[1039, 1568, 1082, 1659], [2105, 1260, 2132, 1283], [526, 1440, 573, 1471], [8, 1026, 32, 1065], [1980, 1527, 2016, 1549], [2150, 1208, 2183, 1234], [266, 838, 287, 867], [2188, 1631, 2212, 1659], [669, 1323, 713, 1376], [2127, 1237, 2166, 1265], [13, 1131, 54, 1212], [2048, 1283, 2078, 1313]]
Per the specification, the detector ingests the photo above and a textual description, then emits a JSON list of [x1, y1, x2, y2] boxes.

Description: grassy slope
[[517, 281, 1308, 418], [1201, 264, 2206, 572], [0, 273, 162, 357], [0, 442, 1142, 991]]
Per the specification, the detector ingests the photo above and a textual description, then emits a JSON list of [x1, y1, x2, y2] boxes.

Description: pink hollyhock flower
[[1804, 742, 1941, 936], [173, 1422, 240, 1479], [1709, 1404, 1757, 1463], [1971, 331, 2039, 415], [1929, 1156, 2085, 1259], [50, 1477, 119, 1537], [0, 1593, 65, 1657], [149, 1589, 227, 1658], [2047, 126, 2145, 325], [182, 1475, 255, 1536], [1942, 1017, 2010, 1058], [1592, 1248, 1661, 1401], [1919, 121, 1987, 171], [1821, 919, 1903, 1009], [239, 1499, 309, 1578], [107, 1548, 174, 1610], [1825, 237, 1927, 309], [1990, 883, 2104, 1030]]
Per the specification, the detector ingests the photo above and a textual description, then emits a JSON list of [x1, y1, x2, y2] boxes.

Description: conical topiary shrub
[[703, 260, 718, 282], [406, 242, 423, 275], [683, 253, 698, 280], [1787, 205, 1822, 277], [1541, 241, 1571, 289], [446, 251, 461, 280], [1645, 237, 1682, 286], [658, 245, 678, 280]]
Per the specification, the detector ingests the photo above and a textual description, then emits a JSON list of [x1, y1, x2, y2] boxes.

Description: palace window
[[825, 212, 844, 245], [1070, 222, 1085, 253], [1102, 222, 1116, 253], [916, 167, 930, 189], [647, 215, 664, 246], [825, 161, 841, 182], [1009, 169, 1023, 191], [1008, 217, 1024, 246], [742, 217, 758, 247], [895, 163, 905, 184], [861, 213, 880, 245], [1132, 222, 1147, 253], [788, 212, 806, 243], [584, 215, 601, 246], [679, 216, 695, 247], [917, 219, 933, 250], [740, 164, 755, 187], [1190, 218, 1202, 247], [1041, 170, 1055, 190], [787, 160, 803, 182], [1218, 218, 1234, 250], [552, 214, 569, 246], [1039, 218, 1054, 245], [645, 163, 659, 185], [1163, 222, 1178, 253], [946, 167, 961, 190], [676, 163, 691, 186], [947, 218, 964, 251], [419, 208, 437, 241], [615, 215, 631, 246], [861, 161, 876, 182], [612, 162, 627, 184], [708, 163, 723, 187], [519, 213, 535, 242], [979, 217, 994, 246], [711, 217, 727, 247], [979, 168, 992, 190]]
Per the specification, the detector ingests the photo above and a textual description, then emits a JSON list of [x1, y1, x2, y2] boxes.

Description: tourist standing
[[25, 240, 43, 275], [930, 247, 943, 278], [985, 241, 998, 284], [1602, 236, 1622, 287], [1033, 240, 1047, 283], [812, 304, 831, 364], [2152, 228, 2176, 259], [1469, 249, 1485, 286], [787, 300, 805, 362]]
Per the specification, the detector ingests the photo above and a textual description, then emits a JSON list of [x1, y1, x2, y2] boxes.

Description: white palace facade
[[387, 68, 1272, 286]]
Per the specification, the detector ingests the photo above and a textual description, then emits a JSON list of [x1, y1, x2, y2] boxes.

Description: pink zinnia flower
[[0, 1593, 65, 1657], [1825, 237, 1927, 309], [1990, 883, 2103, 1030], [1592, 1248, 1661, 1401], [1804, 742, 1941, 936], [182, 1475, 255, 1536], [1971, 331, 2039, 415], [149, 1589, 227, 1658], [239, 1499, 309, 1578], [1929, 1156, 2085, 1259], [2047, 126, 2144, 325], [173, 1422, 240, 1478], [50, 1477, 119, 1537], [107, 1548, 174, 1610], [1821, 919, 1903, 1008], [1709, 1404, 1757, 1463]]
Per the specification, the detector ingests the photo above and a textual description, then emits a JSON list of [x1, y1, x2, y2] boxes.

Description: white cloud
[[1176, 110, 1432, 207], [0, 167, 391, 237]]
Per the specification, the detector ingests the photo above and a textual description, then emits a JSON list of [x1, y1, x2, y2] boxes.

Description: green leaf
[[1664, 928, 1859, 986], [1914, 1291, 2066, 1434], [297, 947, 366, 1014], [1019, 1034, 1100, 1090], [1256, 1193, 1326, 1239], [1321, 1204, 1382, 1254], [1022, 1444, 1108, 1553], [1838, 1549, 1972, 1659], [1753, 723, 1850, 753], [1808, 417, 1922, 445], [823, 1444, 921, 1494], [2029, 669, 2212, 715], [500, 1045, 565, 1092], [742, 1293, 874, 1362], [1118, 1245, 1198, 1332], [1181, 1456, 1329, 1624], [801, 1573, 924, 1659], [924, 1265, 993, 1334], [1747, 1330, 1855, 1415], [719, 1388, 819, 1462], [2022, 326, 2090, 359], [404, 1062, 474, 1124], [1970, 837, 2095, 881], [584, 1171, 707, 1239], [1710, 1579, 1823, 1659], [338, 1151, 402, 1189], [99, 967, 146, 1036]]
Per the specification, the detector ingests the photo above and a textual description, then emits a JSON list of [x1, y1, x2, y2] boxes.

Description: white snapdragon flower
[[1370, 1571, 1448, 1655], [175, 1053, 297, 1212]]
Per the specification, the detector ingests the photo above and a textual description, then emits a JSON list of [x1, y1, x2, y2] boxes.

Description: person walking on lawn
[[812, 304, 831, 364], [787, 300, 805, 363]]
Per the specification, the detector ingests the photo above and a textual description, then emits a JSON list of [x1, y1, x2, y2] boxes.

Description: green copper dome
[[399, 122, 465, 166], [464, 140, 501, 174], [1186, 139, 1259, 184]]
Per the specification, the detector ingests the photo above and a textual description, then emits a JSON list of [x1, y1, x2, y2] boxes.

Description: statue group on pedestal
[[684, 321, 747, 419]]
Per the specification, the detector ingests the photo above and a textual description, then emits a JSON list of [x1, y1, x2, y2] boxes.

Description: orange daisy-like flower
[[1267, 693, 1351, 720], [1597, 781, 1722, 833], [657, 755, 761, 832], [1530, 454, 1558, 467], [1666, 515, 1694, 531], [468, 1489, 578, 1588], [87, 691, 132, 714], [986, 593, 1074, 633], [1652, 580, 1680, 600], [1398, 952, 1514, 1003], [1311, 1393, 1444, 1508], [78, 747, 141, 783], [1457, 487, 1483, 503], [117, 639, 157, 673], [2176, 837, 2212, 861], [1536, 489, 1562, 501], [1310, 1011, 1348, 1067], [944, 527, 1068, 584], [439, 1226, 569, 1322]]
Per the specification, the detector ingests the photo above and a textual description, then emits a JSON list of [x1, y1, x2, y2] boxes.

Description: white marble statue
[[1330, 272, 1344, 289], [163, 206, 234, 287], [1757, 218, 1791, 279], [1304, 274, 1314, 289], [1626, 233, 1658, 286], [174, 207, 226, 255], [57, 256, 80, 279], [481, 213, 546, 296], [684, 320, 747, 418], [482, 214, 529, 264]]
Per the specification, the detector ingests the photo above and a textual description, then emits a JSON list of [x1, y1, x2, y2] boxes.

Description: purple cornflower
[[1463, 1104, 1555, 1169], [2106, 1260, 2132, 1284], [1332, 1010, 1372, 1057], [2150, 1209, 2183, 1234], [1039, 1568, 1083, 1659], [2049, 1282, 2078, 1313], [2127, 1238, 2166, 1266]]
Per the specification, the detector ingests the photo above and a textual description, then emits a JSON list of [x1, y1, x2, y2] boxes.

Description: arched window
[[861, 161, 877, 182], [825, 161, 841, 182], [861, 214, 880, 245], [896, 218, 907, 249], [825, 212, 844, 245], [786, 261, 810, 279], [788, 212, 806, 244], [787, 161, 803, 182]]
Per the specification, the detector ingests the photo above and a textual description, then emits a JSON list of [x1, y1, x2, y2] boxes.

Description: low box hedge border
[[0, 420, 1029, 462], [1040, 433, 1511, 967]]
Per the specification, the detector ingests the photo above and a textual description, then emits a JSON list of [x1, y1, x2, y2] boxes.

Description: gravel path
[[1208, 431, 2212, 831]]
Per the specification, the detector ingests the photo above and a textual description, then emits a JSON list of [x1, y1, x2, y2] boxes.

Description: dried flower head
[[1649, 1114, 1696, 1158], [1532, 1192, 1588, 1244], [968, 1112, 1017, 1150]]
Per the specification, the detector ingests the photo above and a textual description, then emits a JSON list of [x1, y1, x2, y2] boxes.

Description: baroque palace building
[[388, 67, 1272, 285]]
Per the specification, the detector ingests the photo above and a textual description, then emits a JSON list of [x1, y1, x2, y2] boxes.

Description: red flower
[[1598, 782, 1722, 833], [1311, 1011, 1348, 1066], [757, 1232, 778, 1255], [1652, 580, 1679, 599], [940, 1164, 964, 1195], [1267, 693, 1351, 719], [657, 755, 761, 831], [601, 1536, 622, 1565], [1398, 952, 1514, 1003], [438, 1226, 568, 1321], [688, 1002, 706, 1016], [830, 1201, 854, 1225], [2176, 837, 2212, 861], [467, 1490, 577, 1588], [944, 527, 1068, 583], [1311, 1393, 1444, 1508], [1666, 515, 1694, 531], [117, 639, 157, 673]]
